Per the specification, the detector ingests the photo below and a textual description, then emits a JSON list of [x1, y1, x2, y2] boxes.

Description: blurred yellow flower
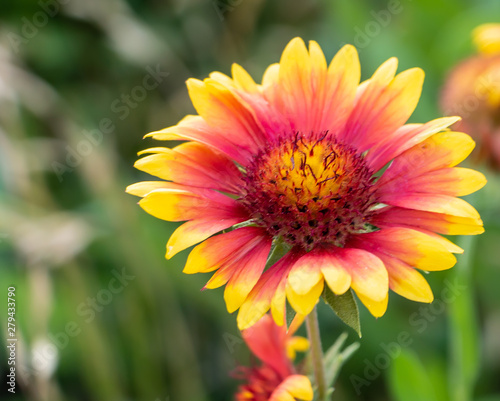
[[442, 23, 500, 168], [473, 23, 500, 55]]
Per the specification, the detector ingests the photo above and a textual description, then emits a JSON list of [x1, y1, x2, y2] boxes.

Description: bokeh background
[[1, 0, 500, 400]]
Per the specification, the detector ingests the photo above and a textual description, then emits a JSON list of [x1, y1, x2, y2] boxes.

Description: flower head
[[234, 314, 312, 401], [441, 23, 500, 168], [128, 38, 485, 329]]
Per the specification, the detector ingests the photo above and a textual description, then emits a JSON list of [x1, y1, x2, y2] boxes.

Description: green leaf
[[265, 236, 292, 269], [388, 349, 438, 401], [229, 219, 258, 230], [323, 333, 360, 388], [286, 302, 297, 327], [426, 357, 450, 401], [322, 287, 361, 337], [323, 333, 349, 365]]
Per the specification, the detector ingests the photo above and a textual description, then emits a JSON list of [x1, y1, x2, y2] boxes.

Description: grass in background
[[0, 0, 499, 400]]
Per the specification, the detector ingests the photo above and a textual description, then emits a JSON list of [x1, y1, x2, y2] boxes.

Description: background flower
[[234, 314, 311, 401], [441, 23, 500, 169]]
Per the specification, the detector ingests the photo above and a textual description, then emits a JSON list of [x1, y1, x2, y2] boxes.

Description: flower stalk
[[306, 306, 328, 401]]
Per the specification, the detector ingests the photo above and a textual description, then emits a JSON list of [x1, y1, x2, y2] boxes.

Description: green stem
[[447, 187, 483, 401], [448, 233, 479, 401], [306, 306, 328, 401]]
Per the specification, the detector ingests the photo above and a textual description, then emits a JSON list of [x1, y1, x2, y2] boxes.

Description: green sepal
[[322, 286, 361, 337]]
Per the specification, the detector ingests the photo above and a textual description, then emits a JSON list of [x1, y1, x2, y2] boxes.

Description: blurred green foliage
[[0, 0, 499, 400]]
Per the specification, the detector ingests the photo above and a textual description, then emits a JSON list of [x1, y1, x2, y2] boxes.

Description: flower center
[[241, 133, 378, 250]]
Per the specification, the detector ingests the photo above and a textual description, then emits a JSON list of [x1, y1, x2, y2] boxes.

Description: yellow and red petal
[[287, 250, 324, 295], [366, 117, 460, 172], [235, 86, 293, 139], [340, 57, 398, 144], [134, 142, 243, 194], [421, 230, 463, 254], [319, 44, 360, 133], [207, 64, 291, 137], [381, 255, 434, 303], [375, 134, 483, 218], [208, 71, 234, 88], [260, 63, 281, 108], [184, 227, 269, 275], [285, 278, 324, 316], [125, 181, 176, 197], [321, 259, 352, 296], [386, 167, 486, 197], [308, 41, 327, 85], [262, 62, 280, 87], [231, 63, 259, 93], [337, 248, 388, 303], [166, 217, 247, 259], [270, 375, 314, 401], [276, 38, 314, 133], [146, 115, 253, 165], [356, 292, 389, 318], [352, 228, 456, 272], [186, 78, 268, 156], [138, 186, 246, 222], [288, 249, 351, 296], [271, 40, 361, 136], [238, 252, 299, 330], [241, 314, 291, 377], [372, 207, 484, 236], [224, 237, 273, 313], [379, 192, 480, 220], [343, 66, 424, 153], [376, 131, 477, 189], [270, 273, 290, 328]]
